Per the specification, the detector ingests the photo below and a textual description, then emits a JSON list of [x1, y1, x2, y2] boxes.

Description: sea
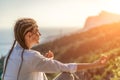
[[0, 27, 80, 57]]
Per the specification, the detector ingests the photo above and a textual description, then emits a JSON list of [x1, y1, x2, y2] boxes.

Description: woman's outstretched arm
[[76, 55, 108, 71]]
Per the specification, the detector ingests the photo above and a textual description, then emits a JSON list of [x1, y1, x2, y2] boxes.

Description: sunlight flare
[[104, 0, 120, 14]]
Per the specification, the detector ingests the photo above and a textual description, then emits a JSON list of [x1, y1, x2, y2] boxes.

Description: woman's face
[[30, 27, 41, 44], [25, 27, 41, 48]]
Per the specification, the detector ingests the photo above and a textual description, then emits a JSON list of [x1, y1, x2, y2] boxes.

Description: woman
[[1, 18, 108, 80]]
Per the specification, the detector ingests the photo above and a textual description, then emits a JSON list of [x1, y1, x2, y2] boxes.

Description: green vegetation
[[0, 56, 4, 80]]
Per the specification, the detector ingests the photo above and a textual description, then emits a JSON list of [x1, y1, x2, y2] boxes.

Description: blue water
[[0, 27, 80, 57]]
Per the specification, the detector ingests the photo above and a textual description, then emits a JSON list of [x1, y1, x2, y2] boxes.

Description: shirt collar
[[15, 43, 23, 50]]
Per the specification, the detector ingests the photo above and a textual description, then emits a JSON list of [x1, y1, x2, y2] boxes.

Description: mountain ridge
[[83, 11, 120, 31]]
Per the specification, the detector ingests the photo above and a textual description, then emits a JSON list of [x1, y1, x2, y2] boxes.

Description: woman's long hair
[[2, 18, 37, 80]]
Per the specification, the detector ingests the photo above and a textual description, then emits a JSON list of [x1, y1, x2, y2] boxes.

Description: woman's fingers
[[45, 50, 54, 59], [93, 55, 108, 68], [100, 56, 108, 64], [49, 50, 54, 57]]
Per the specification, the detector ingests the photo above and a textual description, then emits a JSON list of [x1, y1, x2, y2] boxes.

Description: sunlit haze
[[0, 0, 120, 29], [103, 0, 120, 14]]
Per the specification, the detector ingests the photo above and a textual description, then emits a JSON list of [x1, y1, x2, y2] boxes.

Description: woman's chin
[[32, 42, 39, 47], [33, 40, 40, 46]]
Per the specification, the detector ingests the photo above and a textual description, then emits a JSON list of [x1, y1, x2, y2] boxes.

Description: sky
[[0, 0, 120, 29]]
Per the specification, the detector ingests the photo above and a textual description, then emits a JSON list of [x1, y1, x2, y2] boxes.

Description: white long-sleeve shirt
[[2, 44, 77, 80]]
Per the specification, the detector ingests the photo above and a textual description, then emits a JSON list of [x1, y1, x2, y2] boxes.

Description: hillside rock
[[84, 11, 120, 31]]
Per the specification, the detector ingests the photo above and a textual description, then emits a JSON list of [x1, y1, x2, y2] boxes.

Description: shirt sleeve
[[31, 52, 77, 73]]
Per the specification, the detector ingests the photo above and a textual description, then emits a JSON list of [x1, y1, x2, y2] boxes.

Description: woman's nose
[[37, 32, 41, 36]]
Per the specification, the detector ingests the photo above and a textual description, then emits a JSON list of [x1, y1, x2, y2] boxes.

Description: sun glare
[[104, 0, 120, 14]]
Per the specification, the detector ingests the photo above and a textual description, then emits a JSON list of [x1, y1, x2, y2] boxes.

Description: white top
[[2, 44, 77, 80]]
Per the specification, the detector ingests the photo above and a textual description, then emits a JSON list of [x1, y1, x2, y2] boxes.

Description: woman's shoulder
[[27, 49, 40, 54], [25, 49, 46, 61], [24, 49, 41, 57]]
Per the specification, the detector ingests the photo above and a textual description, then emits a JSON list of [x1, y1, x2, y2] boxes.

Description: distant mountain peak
[[84, 10, 120, 31], [99, 10, 120, 17]]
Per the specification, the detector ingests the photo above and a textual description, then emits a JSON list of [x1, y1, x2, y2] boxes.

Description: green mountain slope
[[32, 22, 120, 79], [33, 22, 120, 63]]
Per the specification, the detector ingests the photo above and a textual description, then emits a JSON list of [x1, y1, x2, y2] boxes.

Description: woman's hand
[[45, 50, 54, 59], [93, 55, 109, 68], [77, 55, 109, 71], [100, 55, 108, 64]]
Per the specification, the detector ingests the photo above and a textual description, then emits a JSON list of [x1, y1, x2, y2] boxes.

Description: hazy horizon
[[1, 0, 120, 30], [0, 27, 80, 56]]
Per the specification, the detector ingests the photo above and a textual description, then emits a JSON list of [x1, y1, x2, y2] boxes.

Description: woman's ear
[[28, 32, 32, 38], [25, 32, 32, 40]]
